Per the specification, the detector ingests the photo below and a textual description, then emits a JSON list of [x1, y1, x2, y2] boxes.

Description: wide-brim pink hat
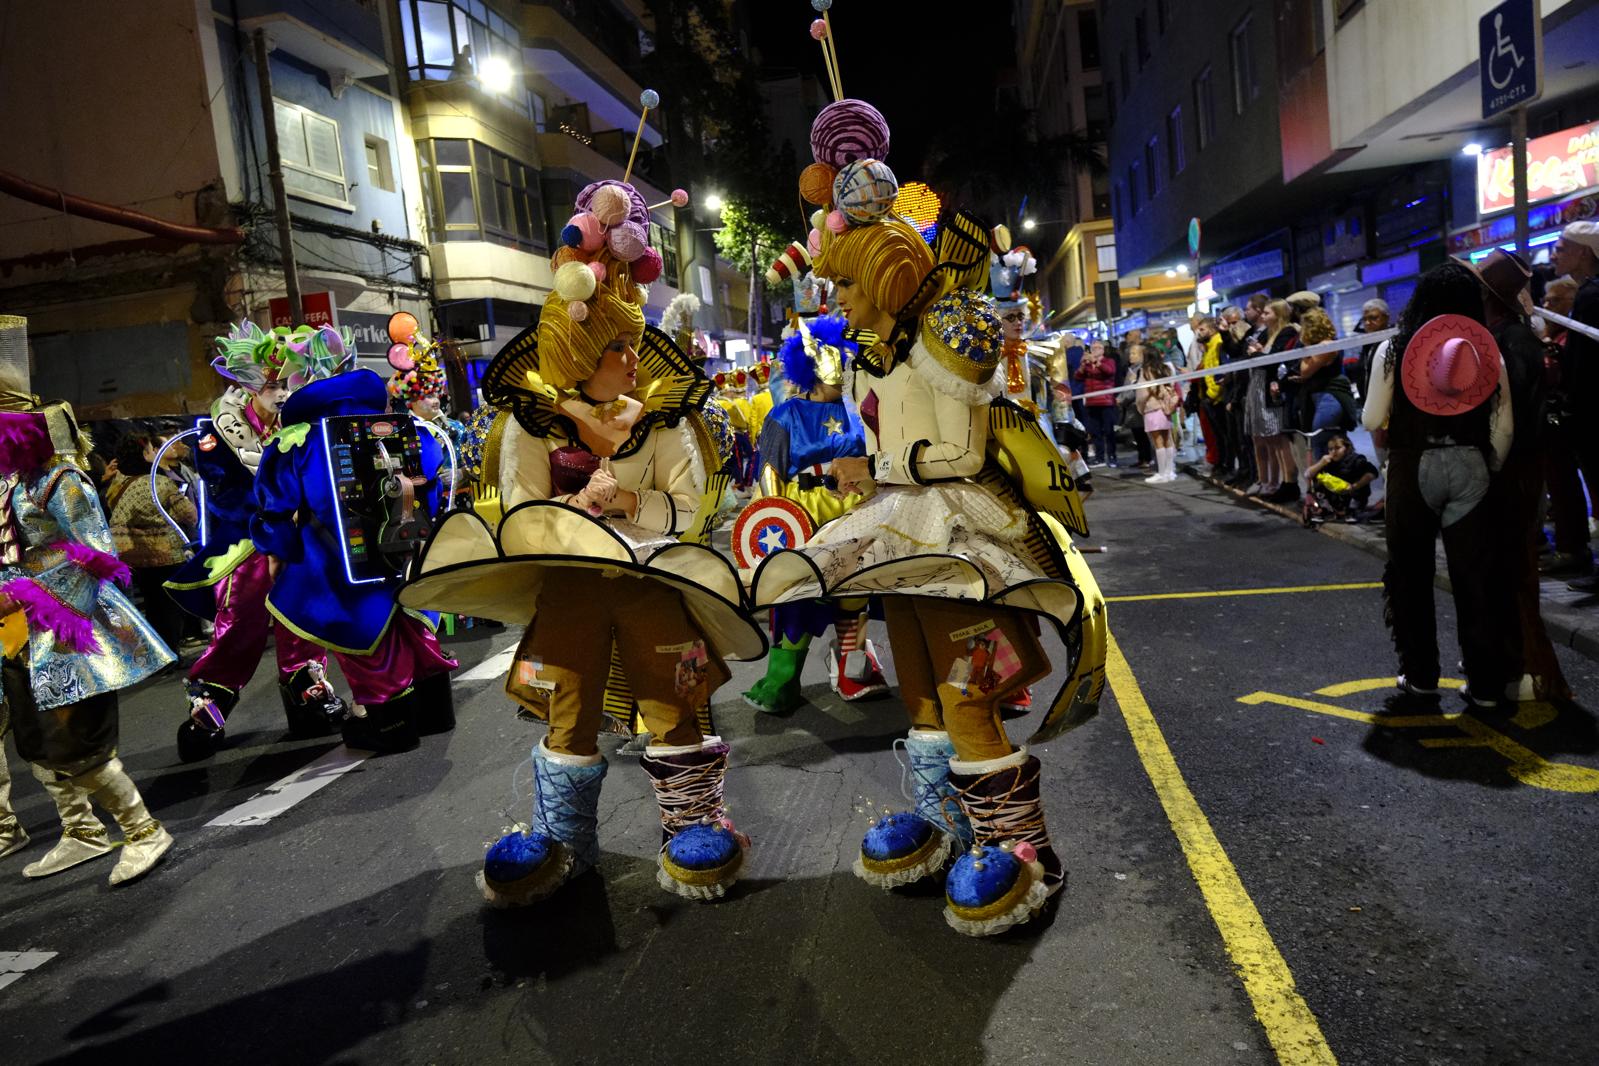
[[1400, 314, 1502, 417]]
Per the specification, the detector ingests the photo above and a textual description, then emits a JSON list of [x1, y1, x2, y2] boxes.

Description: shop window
[[274, 99, 348, 208]]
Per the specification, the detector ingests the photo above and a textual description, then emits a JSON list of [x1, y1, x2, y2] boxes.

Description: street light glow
[[705, 192, 725, 211], [478, 55, 516, 94], [1462, 142, 1484, 156], [1022, 218, 1037, 231], [1177, 263, 1189, 275], [1165, 269, 1177, 278]]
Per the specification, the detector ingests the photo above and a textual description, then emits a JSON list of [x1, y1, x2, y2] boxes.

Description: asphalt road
[[2, 473, 1595, 1066]]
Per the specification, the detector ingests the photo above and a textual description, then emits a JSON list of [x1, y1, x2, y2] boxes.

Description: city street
[[2, 474, 1595, 1066]]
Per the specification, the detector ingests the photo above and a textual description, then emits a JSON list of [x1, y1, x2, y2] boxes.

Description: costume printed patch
[[656, 641, 697, 654], [945, 626, 1021, 697], [516, 655, 555, 693], [672, 640, 709, 699], [198, 433, 218, 452]]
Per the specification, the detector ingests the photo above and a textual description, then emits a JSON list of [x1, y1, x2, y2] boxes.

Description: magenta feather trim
[[62, 541, 133, 586], [0, 577, 101, 653], [0, 412, 53, 474]]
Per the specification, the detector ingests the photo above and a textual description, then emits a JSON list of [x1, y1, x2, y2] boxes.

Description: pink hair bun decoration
[[810, 98, 892, 167], [807, 227, 823, 257], [809, 18, 828, 40], [670, 188, 689, 208], [590, 185, 631, 227], [633, 246, 663, 284], [588, 261, 607, 285], [387, 343, 414, 371], [608, 221, 648, 262], [825, 210, 847, 234], [567, 301, 590, 323]]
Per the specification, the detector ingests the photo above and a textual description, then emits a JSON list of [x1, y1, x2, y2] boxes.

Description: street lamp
[[1023, 218, 1037, 231], [704, 192, 725, 212], [1462, 142, 1485, 156], [477, 54, 516, 95]]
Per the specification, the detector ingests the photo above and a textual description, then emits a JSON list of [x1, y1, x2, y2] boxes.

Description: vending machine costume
[[166, 322, 351, 762]]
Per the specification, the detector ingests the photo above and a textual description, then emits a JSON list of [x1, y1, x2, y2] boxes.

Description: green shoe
[[743, 645, 809, 715]]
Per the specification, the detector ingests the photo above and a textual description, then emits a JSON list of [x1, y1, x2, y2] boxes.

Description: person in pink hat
[[1360, 262, 1514, 707]]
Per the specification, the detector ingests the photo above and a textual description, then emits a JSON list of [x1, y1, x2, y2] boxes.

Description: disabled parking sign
[[1479, 0, 1543, 119]]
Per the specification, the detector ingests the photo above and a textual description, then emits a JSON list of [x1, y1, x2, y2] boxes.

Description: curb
[[1180, 464, 1599, 667]]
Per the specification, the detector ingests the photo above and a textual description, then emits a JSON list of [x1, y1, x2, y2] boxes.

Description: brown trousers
[[526, 568, 729, 757], [882, 596, 1050, 762]]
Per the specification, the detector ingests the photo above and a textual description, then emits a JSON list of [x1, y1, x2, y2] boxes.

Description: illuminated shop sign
[[1477, 119, 1599, 215]]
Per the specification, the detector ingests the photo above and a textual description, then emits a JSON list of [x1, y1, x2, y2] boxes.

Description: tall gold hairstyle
[[813, 216, 936, 322], [536, 283, 646, 390]]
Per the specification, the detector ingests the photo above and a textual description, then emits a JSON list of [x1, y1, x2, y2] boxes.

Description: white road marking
[[457, 644, 518, 682], [0, 950, 57, 992], [205, 745, 371, 828]]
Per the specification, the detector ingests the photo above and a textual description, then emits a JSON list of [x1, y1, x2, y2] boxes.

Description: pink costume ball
[[633, 246, 663, 284], [809, 98, 891, 168], [825, 210, 847, 235], [567, 301, 589, 323], [807, 228, 823, 257], [670, 188, 690, 208], [608, 221, 647, 262], [588, 261, 607, 284], [589, 185, 631, 226], [809, 19, 827, 40]]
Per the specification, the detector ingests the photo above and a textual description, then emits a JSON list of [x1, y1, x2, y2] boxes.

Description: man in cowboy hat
[[1552, 221, 1599, 595]]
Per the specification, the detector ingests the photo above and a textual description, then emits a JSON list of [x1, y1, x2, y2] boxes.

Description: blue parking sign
[[1480, 0, 1543, 119]]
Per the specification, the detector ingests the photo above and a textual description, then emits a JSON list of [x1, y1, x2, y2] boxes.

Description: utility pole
[[1511, 105, 1530, 257], [254, 29, 303, 323]]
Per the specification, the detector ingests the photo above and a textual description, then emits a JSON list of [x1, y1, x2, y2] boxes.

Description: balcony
[[522, 4, 661, 152], [537, 130, 667, 206]]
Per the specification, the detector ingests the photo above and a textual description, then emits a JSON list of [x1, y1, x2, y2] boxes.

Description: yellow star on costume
[[822, 416, 844, 436]]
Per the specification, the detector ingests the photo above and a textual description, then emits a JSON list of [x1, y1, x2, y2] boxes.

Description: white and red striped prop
[[765, 241, 812, 286]]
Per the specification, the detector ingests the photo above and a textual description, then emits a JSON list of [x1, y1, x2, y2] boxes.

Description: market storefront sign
[[1477, 119, 1599, 215], [1210, 249, 1285, 292], [1449, 190, 1598, 254]]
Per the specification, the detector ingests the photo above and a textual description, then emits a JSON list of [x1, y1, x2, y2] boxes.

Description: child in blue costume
[[251, 368, 457, 752], [742, 315, 889, 713], [166, 322, 351, 762]]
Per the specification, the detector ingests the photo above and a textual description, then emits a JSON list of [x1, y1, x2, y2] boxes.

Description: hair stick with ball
[[624, 89, 659, 186]]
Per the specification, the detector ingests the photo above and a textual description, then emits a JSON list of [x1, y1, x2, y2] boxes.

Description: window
[[1156, 0, 1170, 33], [1145, 137, 1160, 198], [649, 220, 680, 287], [1106, 81, 1117, 125], [1194, 65, 1216, 148], [1128, 163, 1140, 215], [399, 0, 528, 114], [1135, 12, 1150, 68], [1078, 10, 1100, 69], [1083, 85, 1107, 141], [1096, 234, 1119, 274], [1119, 51, 1130, 98], [1112, 181, 1122, 229], [1166, 107, 1185, 176], [274, 99, 348, 207], [364, 135, 395, 192], [417, 138, 546, 250], [1230, 12, 1258, 114]]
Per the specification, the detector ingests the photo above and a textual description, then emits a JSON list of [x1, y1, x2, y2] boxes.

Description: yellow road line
[[1107, 582, 1380, 604], [1107, 633, 1339, 1065]]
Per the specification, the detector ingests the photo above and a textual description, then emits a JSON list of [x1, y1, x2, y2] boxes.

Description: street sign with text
[[1480, 0, 1543, 120]]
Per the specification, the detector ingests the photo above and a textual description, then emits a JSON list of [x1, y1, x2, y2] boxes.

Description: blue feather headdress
[[778, 315, 856, 395]]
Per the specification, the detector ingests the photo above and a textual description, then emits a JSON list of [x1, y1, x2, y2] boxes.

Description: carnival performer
[[753, 95, 1106, 937], [387, 320, 471, 510], [251, 360, 458, 754], [0, 316, 175, 884], [166, 322, 350, 762], [398, 176, 764, 907], [742, 315, 889, 714], [716, 369, 756, 491]]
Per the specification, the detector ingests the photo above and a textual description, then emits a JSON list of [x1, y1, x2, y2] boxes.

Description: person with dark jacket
[[1552, 222, 1599, 596], [1361, 263, 1514, 707], [1469, 251, 1569, 702]]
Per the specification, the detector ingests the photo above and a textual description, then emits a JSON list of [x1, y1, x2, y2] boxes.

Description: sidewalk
[[1178, 458, 1599, 664]]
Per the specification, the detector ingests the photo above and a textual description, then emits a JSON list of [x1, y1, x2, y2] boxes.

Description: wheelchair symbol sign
[[1479, 0, 1543, 119]]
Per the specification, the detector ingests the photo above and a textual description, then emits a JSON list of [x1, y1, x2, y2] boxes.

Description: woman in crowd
[[1361, 262, 1513, 705], [1121, 343, 1155, 469], [1244, 299, 1300, 501], [1074, 340, 1118, 467], [1293, 308, 1356, 461]]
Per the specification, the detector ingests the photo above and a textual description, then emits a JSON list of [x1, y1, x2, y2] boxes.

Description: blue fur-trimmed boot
[[855, 729, 975, 889], [641, 737, 747, 901], [943, 748, 1061, 937], [477, 738, 607, 908]]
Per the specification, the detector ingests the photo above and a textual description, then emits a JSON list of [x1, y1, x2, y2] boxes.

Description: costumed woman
[[753, 93, 1106, 937], [250, 338, 458, 753], [388, 327, 472, 511], [399, 174, 764, 906], [166, 322, 350, 762], [0, 316, 175, 884], [741, 315, 889, 714]]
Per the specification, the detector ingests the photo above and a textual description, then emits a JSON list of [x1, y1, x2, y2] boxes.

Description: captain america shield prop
[[732, 497, 815, 568]]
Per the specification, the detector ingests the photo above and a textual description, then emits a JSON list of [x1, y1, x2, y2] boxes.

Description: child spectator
[[1301, 431, 1378, 524]]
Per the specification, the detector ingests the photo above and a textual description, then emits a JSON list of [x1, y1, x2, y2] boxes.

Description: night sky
[[746, 3, 1017, 181]]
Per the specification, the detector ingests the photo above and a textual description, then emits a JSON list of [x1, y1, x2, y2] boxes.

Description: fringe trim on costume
[[63, 541, 132, 586], [497, 419, 526, 511], [475, 836, 576, 909], [679, 419, 707, 497], [0, 576, 98, 653], [943, 861, 1051, 938], [906, 343, 1004, 407], [852, 831, 954, 889], [656, 847, 743, 901]]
